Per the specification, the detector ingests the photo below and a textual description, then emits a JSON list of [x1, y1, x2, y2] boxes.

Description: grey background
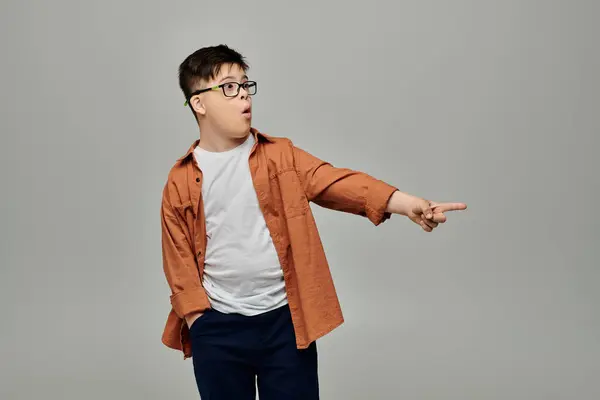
[[1, 0, 598, 399]]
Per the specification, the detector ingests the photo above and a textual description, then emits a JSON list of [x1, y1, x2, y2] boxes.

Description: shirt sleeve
[[160, 185, 211, 319], [291, 141, 399, 226]]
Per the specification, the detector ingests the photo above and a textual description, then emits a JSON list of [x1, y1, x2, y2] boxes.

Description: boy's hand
[[185, 312, 203, 328], [409, 199, 467, 232], [386, 191, 467, 232]]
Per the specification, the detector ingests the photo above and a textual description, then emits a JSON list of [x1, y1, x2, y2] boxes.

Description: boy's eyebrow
[[218, 74, 249, 83]]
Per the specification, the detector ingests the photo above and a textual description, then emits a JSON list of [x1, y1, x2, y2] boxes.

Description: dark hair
[[178, 44, 249, 115]]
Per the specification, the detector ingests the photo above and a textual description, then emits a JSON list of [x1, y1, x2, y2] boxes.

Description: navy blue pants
[[189, 304, 319, 399]]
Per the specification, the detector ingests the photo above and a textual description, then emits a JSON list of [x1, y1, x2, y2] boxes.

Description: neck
[[196, 124, 250, 152]]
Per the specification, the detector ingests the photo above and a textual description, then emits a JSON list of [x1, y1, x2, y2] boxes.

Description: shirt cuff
[[170, 287, 211, 318], [365, 181, 398, 226]]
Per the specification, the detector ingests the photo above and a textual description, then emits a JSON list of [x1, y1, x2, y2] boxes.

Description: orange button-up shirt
[[160, 128, 398, 359]]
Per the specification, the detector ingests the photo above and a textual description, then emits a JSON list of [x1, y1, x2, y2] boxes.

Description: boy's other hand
[[185, 312, 204, 328]]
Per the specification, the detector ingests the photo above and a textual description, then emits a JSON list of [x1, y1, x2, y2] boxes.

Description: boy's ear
[[191, 97, 206, 116]]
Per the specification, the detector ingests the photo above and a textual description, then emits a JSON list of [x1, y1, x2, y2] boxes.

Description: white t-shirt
[[193, 133, 288, 316]]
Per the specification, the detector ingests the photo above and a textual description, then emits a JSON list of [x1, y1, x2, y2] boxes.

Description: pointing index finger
[[431, 202, 467, 213]]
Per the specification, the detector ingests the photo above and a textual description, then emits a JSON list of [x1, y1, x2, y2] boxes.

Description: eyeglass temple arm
[[183, 86, 221, 106]]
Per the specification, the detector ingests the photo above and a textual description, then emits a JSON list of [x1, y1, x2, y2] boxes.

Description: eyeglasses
[[184, 81, 257, 106]]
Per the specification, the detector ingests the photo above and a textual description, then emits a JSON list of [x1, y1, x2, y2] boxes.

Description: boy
[[160, 44, 466, 399]]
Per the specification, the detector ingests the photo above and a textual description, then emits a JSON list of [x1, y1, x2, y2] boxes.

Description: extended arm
[[292, 142, 466, 231]]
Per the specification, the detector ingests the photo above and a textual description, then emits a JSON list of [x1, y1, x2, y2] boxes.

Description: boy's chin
[[228, 128, 251, 139]]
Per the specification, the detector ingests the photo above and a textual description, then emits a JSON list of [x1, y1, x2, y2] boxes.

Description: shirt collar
[[176, 127, 273, 163]]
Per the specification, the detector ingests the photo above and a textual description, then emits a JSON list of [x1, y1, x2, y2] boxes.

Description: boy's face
[[192, 63, 253, 138]]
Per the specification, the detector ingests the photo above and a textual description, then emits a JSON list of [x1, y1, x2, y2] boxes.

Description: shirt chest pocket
[[172, 201, 195, 225], [172, 201, 202, 257], [275, 169, 309, 219]]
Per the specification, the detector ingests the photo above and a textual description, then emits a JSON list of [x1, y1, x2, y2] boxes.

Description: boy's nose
[[238, 86, 249, 99]]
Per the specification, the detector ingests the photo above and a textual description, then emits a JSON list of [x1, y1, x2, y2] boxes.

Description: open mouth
[[242, 105, 252, 118]]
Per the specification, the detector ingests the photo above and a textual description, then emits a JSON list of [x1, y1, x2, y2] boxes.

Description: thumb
[[412, 199, 433, 219]]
